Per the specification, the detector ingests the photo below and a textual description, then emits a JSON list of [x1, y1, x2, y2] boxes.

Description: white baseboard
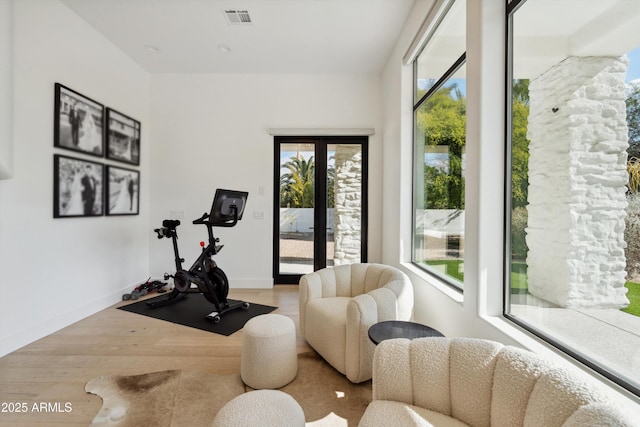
[[230, 278, 273, 289]]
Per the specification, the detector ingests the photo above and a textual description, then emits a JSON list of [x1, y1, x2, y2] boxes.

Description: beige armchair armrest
[[345, 283, 412, 383], [371, 338, 415, 404], [299, 272, 323, 338]]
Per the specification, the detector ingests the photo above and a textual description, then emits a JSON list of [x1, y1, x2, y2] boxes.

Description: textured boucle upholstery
[[212, 389, 304, 427], [241, 314, 297, 389], [359, 337, 635, 427], [299, 263, 413, 383], [359, 400, 470, 427]]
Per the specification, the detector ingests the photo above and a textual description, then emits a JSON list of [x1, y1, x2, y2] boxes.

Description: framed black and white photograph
[[106, 108, 140, 166], [54, 83, 105, 157], [106, 165, 139, 216], [54, 154, 104, 218]]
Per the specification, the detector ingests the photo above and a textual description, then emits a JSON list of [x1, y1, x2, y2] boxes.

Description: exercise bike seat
[[162, 219, 181, 229]]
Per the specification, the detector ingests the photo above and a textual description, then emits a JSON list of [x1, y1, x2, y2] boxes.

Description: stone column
[[333, 145, 362, 265], [526, 56, 630, 308]]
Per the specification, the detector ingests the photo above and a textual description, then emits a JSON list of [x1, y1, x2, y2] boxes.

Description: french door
[[273, 136, 368, 284]]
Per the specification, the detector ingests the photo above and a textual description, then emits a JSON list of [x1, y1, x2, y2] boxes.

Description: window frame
[[411, 1, 467, 291], [272, 136, 369, 284], [503, 0, 640, 397]]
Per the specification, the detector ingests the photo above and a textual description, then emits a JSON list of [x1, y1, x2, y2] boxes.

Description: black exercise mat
[[118, 293, 277, 336]]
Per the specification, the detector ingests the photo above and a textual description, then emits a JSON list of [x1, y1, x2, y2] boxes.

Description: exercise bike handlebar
[[192, 212, 209, 225], [191, 206, 240, 228]]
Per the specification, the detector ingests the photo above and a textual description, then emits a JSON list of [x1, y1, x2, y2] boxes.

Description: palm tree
[[281, 156, 315, 208], [327, 158, 335, 208], [629, 157, 640, 194]]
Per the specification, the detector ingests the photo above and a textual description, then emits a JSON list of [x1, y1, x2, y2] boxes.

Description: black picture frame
[[54, 83, 105, 157], [106, 108, 140, 166], [106, 165, 140, 216], [54, 154, 104, 218]]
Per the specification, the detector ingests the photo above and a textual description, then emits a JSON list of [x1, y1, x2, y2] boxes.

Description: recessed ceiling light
[[144, 44, 160, 53], [217, 44, 232, 53]]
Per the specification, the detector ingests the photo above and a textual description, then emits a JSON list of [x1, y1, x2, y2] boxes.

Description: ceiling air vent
[[224, 9, 252, 25]]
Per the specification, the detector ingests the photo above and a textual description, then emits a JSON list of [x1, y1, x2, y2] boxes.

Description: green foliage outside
[[626, 192, 640, 281], [627, 83, 640, 160], [509, 78, 532, 263], [511, 80, 531, 209], [511, 206, 528, 260], [279, 155, 335, 209], [624, 89, 640, 294], [420, 80, 640, 316], [326, 162, 335, 209], [280, 156, 315, 208], [629, 157, 640, 194], [418, 84, 466, 209]]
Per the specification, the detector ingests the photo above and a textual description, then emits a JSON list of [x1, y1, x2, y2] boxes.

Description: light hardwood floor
[[0, 286, 312, 426]]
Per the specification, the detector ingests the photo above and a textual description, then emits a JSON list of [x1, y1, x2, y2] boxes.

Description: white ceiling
[[512, 0, 640, 79], [61, 0, 417, 74]]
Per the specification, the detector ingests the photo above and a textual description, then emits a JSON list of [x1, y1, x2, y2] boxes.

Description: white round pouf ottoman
[[212, 390, 305, 427], [241, 313, 297, 389]]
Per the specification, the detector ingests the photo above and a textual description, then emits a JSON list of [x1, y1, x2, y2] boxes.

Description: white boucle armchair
[[359, 337, 635, 427], [299, 263, 413, 383]]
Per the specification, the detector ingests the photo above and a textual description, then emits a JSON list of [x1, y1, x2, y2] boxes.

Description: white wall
[[0, 0, 150, 356], [148, 73, 382, 287], [0, 0, 13, 179], [381, 0, 640, 413], [381, 0, 470, 330]]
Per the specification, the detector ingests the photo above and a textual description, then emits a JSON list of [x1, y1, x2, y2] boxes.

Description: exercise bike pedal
[[206, 311, 221, 323]]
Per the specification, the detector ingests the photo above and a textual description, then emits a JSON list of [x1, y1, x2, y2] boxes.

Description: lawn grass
[[511, 261, 528, 290], [622, 281, 640, 316], [424, 259, 529, 290], [425, 259, 464, 282], [424, 260, 640, 317]]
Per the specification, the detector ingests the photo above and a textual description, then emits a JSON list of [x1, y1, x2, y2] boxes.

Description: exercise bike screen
[[209, 189, 248, 223]]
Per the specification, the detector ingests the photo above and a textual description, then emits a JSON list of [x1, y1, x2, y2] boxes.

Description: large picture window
[[412, 0, 466, 289], [506, 0, 640, 395]]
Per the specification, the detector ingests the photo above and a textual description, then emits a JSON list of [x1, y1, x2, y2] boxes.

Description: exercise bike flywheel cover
[[173, 271, 190, 293], [203, 267, 229, 306]]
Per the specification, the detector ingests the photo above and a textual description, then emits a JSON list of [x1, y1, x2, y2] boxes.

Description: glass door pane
[[278, 143, 315, 275], [329, 144, 363, 266], [274, 136, 367, 284], [412, 63, 466, 289]]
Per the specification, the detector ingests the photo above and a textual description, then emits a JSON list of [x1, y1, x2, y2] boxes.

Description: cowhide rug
[[85, 352, 371, 426]]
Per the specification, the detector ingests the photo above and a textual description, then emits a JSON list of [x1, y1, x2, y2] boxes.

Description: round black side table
[[368, 320, 444, 345]]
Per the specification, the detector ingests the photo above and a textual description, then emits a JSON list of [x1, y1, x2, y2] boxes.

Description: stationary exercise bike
[[151, 189, 250, 323]]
